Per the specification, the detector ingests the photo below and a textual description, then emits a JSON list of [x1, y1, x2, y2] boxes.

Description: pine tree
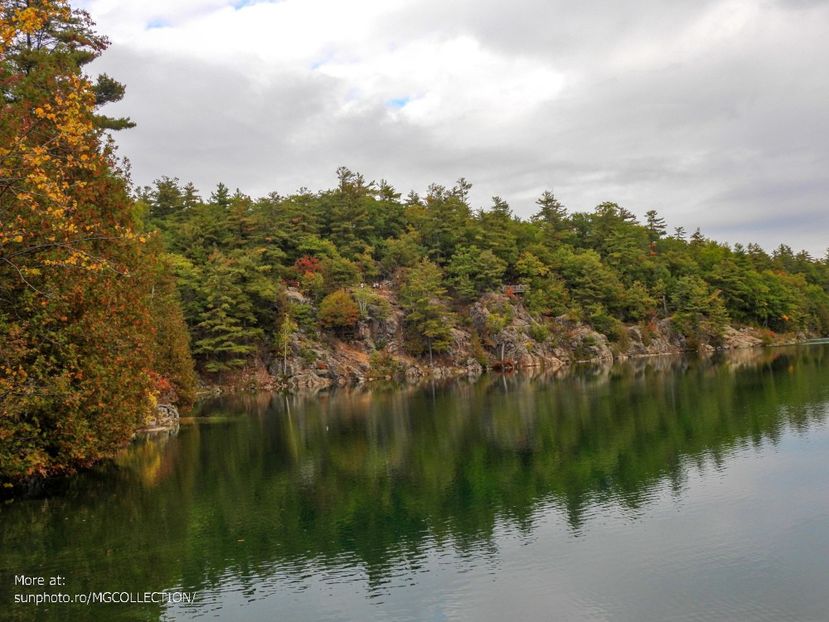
[[192, 251, 263, 372], [532, 190, 571, 244], [645, 210, 667, 241], [210, 182, 231, 208], [671, 275, 729, 347], [149, 176, 184, 219], [399, 259, 454, 364]]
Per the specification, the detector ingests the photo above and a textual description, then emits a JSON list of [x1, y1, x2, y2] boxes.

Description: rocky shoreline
[[135, 402, 181, 435], [191, 289, 813, 401]]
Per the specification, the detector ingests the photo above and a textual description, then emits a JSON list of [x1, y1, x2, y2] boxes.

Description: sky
[[77, 0, 829, 254]]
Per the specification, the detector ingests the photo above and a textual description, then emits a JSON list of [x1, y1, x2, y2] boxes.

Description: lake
[[1, 345, 828, 621]]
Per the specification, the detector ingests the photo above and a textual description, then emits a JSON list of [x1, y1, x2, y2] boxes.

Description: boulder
[[722, 326, 764, 350], [137, 403, 180, 434]]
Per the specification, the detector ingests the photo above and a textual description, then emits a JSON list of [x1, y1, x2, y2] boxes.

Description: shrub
[[529, 322, 550, 343], [353, 287, 391, 321], [369, 350, 403, 379], [318, 289, 360, 332], [586, 304, 622, 340]]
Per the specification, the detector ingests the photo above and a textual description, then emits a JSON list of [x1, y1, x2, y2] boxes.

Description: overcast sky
[[78, 0, 828, 254]]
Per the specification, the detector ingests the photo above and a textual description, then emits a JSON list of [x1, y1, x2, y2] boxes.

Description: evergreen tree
[[671, 275, 729, 347], [192, 251, 264, 372], [210, 182, 231, 208], [148, 176, 184, 220], [446, 245, 507, 301], [399, 259, 454, 364], [645, 209, 667, 241], [532, 190, 570, 244]]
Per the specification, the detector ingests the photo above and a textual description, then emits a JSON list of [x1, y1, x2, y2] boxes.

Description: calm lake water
[[2, 345, 829, 621]]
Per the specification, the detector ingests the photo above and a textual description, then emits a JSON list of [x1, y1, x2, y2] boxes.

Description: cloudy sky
[[78, 0, 828, 254]]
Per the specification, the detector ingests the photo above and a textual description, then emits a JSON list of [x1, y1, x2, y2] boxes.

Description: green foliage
[[321, 255, 362, 293], [380, 230, 424, 275], [191, 251, 266, 373], [353, 287, 391, 321], [554, 248, 627, 314], [446, 245, 507, 301], [586, 304, 624, 341], [135, 159, 829, 376], [368, 350, 403, 379], [671, 276, 730, 347], [532, 190, 571, 244], [622, 281, 657, 322], [515, 251, 569, 316], [529, 322, 551, 343], [399, 260, 454, 358], [289, 301, 318, 334]]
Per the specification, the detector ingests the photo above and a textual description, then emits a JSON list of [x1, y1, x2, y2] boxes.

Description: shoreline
[[2, 337, 822, 500], [192, 324, 817, 402]]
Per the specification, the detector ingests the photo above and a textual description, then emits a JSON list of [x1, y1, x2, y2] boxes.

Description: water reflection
[[1, 345, 828, 621]]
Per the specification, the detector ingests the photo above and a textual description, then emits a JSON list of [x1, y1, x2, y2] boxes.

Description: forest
[[137, 170, 829, 372], [2, 0, 829, 483]]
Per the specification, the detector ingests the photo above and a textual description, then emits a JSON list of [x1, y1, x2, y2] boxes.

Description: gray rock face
[[562, 323, 614, 364], [464, 358, 484, 377], [623, 319, 685, 358], [468, 294, 568, 370], [721, 326, 764, 349], [405, 366, 423, 383], [137, 403, 180, 434], [231, 287, 796, 396], [287, 369, 331, 392]]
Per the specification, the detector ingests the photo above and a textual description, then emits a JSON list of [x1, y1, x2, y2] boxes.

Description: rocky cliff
[[200, 287, 807, 395]]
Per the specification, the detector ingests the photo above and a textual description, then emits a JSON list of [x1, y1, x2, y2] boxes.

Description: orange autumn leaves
[[0, 2, 60, 46], [1, 3, 124, 280], [1, 0, 194, 482]]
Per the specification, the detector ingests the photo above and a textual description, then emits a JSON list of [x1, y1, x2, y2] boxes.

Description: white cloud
[[80, 0, 829, 254], [319, 36, 566, 128]]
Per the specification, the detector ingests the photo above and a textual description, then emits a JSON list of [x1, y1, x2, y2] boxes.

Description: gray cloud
[[89, 0, 829, 255]]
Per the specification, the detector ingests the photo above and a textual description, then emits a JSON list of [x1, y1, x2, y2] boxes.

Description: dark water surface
[[2, 346, 829, 621]]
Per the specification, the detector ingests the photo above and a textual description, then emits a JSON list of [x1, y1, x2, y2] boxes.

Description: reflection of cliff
[[1, 346, 827, 615], [186, 346, 829, 574]]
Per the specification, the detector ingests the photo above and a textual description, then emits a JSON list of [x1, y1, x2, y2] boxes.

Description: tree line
[[139, 168, 829, 373]]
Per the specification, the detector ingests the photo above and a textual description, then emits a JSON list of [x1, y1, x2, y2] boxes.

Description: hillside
[[136, 170, 828, 392]]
